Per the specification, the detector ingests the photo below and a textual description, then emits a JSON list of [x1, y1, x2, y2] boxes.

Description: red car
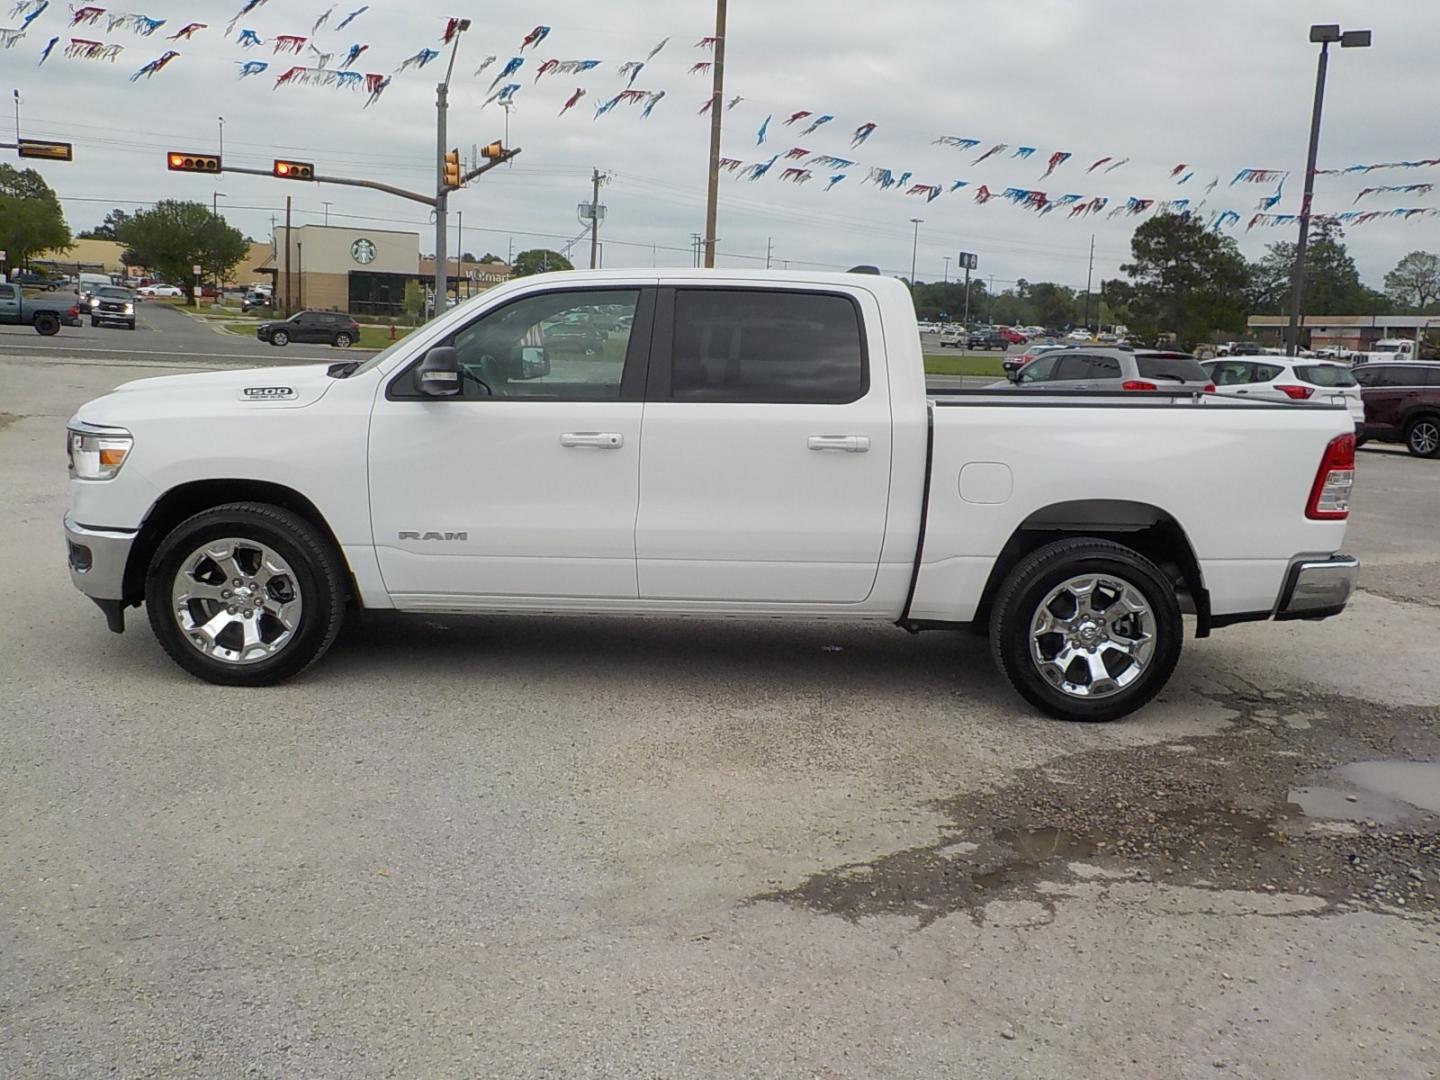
[[999, 326, 1027, 346]]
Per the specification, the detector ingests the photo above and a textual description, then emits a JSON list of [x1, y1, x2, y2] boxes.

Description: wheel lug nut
[[233, 579, 243, 586], [227, 606, 237, 614], [221, 589, 230, 598]]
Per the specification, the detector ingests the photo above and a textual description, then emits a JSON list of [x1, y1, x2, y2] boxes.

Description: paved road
[[0, 299, 377, 368], [2, 356, 1437, 1079]]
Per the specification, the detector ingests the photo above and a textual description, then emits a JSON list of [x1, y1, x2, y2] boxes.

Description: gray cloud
[[14, 0, 1435, 291]]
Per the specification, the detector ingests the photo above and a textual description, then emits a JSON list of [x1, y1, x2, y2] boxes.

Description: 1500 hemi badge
[[240, 386, 297, 401]]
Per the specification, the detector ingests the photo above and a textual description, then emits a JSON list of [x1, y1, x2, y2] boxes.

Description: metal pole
[[908, 218, 922, 298], [296, 242, 303, 309], [435, 79, 449, 314], [1084, 233, 1095, 330], [1287, 41, 1330, 358], [14, 89, 21, 145], [283, 194, 292, 316], [322, 201, 332, 226], [218, 116, 224, 159], [943, 255, 951, 285], [702, 0, 727, 268], [457, 210, 463, 290], [590, 167, 601, 270], [963, 267, 971, 326], [766, 237, 773, 270]]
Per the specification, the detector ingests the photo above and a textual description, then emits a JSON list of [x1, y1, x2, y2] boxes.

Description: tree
[[403, 280, 425, 325], [116, 201, 247, 305], [78, 208, 131, 241], [510, 249, 573, 277], [1119, 214, 1249, 348], [1027, 282, 1079, 329], [1384, 251, 1440, 311], [1247, 220, 1374, 316], [478, 252, 502, 264], [460, 252, 476, 264], [0, 164, 71, 269]]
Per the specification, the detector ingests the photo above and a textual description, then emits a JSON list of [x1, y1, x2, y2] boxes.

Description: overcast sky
[[12, 0, 1438, 293]]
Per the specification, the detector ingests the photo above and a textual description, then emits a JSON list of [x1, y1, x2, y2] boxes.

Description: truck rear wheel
[[144, 502, 346, 686], [33, 312, 60, 336], [988, 538, 1182, 722]]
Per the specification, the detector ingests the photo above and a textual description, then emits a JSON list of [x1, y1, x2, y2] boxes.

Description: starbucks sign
[[350, 238, 377, 265]]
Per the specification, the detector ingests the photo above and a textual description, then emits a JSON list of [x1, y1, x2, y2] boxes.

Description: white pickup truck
[[64, 270, 1359, 722]]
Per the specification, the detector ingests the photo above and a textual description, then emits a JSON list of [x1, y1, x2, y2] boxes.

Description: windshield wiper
[[327, 360, 361, 379]]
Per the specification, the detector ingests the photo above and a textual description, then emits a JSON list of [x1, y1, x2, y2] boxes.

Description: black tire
[[145, 502, 346, 686], [90, 318, 99, 327], [988, 538, 1183, 723], [333, 332, 353, 348], [1404, 415, 1440, 458], [271, 329, 290, 346], [127, 321, 136, 330], [33, 312, 59, 336]]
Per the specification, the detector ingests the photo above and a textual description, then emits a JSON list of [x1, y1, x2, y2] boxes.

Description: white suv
[[1203, 356, 1364, 431]]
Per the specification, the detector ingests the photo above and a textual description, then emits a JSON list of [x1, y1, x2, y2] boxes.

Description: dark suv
[[967, 327, 1008, 350], [1352, 362, 1440, 457], [256, 310, 362, 348]]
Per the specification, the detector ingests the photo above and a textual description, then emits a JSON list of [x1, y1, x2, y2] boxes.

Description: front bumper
[[65, 515, 137, 633], [1276, 553, 1359, 621]]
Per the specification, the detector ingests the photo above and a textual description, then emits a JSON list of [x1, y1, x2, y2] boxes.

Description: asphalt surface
[[2, 355, 1437, 1079]]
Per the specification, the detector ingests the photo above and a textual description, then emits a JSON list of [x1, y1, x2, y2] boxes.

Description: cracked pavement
[[1, 358, 1437, 1079]]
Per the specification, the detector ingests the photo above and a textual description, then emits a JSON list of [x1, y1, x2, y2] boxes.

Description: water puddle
[[1288, 760, 1440, 823], [974, 827, 1096, 892]]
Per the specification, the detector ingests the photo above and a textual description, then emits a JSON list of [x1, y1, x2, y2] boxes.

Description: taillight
[[1203, 383, 1217, 393], [1122, 380, 1157, 391], [1276, 384, 1314, 400], [1306, 433, 1355, 520]]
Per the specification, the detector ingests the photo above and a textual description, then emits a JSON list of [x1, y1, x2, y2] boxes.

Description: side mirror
[[416, 346, 461, 397], [507, 344, 547, 380], [1007, 368, 1021, 383]]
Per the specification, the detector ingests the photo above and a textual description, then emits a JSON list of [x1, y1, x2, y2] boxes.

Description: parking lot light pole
[[1286, 23, 1371, 357]]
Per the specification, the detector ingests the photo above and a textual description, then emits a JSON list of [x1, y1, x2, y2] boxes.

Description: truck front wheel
[[144, 502, 346, 686], [988, 538, 1182, 722]]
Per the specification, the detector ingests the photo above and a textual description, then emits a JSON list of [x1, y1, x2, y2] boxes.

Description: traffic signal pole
[[433, 22, 470, 312]]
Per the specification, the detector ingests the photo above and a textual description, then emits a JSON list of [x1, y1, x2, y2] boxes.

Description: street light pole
[[908, 218, 923, 299], [211, 191, 226, 292], [434, 19, 471, 312], [217, 116, 224, 159], [1286, 23, 1372, 357], [943, 255, 951, 286]]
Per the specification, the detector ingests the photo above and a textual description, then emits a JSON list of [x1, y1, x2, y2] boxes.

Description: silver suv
[[1010, 348, 1213, 392]]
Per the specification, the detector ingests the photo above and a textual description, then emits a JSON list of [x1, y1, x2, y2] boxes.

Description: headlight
[[88, 297, 100, 308], [67, 426, 133, 480], [124, 303, 134, 314]]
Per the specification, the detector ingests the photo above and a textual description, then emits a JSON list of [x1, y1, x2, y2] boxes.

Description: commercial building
[[1247, 314, 1440, 351], [259, 225, 512, 316]]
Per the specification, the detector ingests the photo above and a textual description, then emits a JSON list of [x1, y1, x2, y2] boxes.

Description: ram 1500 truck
[[63, 270, 1358, 722], [0, 282, 82, 335]]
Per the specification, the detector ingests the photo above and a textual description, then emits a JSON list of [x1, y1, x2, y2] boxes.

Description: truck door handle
[[560, 432, 624, 450], [807, 435, 870, 453]]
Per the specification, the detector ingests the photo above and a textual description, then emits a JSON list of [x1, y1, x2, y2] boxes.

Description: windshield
[[1374, 343, 1406, 353], [98, 287, 130, 300], [1297, 364, 1358, 388]]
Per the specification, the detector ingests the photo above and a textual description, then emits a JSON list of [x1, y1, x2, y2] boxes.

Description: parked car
[[937, 327, 967, 349], [89, 285, 137, 331], [62, 270, 1358, 724], [1011, 349, 1215, 393], [137, 284, 184, 298], [999, 327, 1027, 346], [241, 290, 274, 313], [0, 282, 82, 334], [1005, 343, 1071, 376], [1203, 357, 1362, 432], [1352, 362, 1440, 457], [1065, 329, 1093, 343], [967, 327, 1009, 350], [256, 310, 361, 348]]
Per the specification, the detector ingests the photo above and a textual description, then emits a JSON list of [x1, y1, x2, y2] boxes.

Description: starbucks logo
[[350, 238, 377, 265]]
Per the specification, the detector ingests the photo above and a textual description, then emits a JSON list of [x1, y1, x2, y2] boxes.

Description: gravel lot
[[2, 353, 1437, 1079]]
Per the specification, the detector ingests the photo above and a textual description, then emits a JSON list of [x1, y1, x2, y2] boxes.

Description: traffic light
[[480, 141, 506, 160], [443, 149, 461, 189], [167, 151, 222, 173], [273, 159, 315, 180], [17, 139, 73, 161]]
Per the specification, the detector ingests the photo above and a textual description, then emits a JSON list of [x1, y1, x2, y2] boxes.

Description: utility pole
[[322, 200, 332, 226], [283, 194, 292, 316], [456, 209, 463, 291], [988, 274, 995, 323], [702, 0, 727, 268], [765, 237, 774, 270], [908, 217, 923, 299], [943, 255, 951, 285], [434, 19, 471, 312], [1084, 233, 1096, 331], [590, 167, 603, 270]]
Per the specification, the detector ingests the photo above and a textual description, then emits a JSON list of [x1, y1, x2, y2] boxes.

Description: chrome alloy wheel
[[1029, 574, 1156, 699], [170, 538, 303, 665], [1411, 420, 1439, 456]]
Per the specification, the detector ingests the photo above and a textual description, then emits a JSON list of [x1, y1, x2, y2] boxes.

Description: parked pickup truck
[[0, 282, 82, 335], [62, 270, 1359, 722]]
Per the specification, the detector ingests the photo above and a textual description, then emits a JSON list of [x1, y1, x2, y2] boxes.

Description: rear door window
[[1366, 366, 1426, 388], [668, 289, 867, 403], [1136, 354, 1210, 382], [1296, 364, 1358, 388], [1055, 353, 1121, 380]]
